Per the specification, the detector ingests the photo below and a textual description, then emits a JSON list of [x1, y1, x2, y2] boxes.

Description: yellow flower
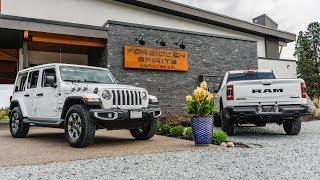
[[200, 81, 207, 90], [186, 95, 193, 102], [193, 87, 207, 100], [207, 93, 214, 100]]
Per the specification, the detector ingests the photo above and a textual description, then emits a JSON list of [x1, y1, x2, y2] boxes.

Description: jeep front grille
[[111, 90, 142, 106]]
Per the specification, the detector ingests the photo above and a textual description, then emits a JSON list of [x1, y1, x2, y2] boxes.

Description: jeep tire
[[65, 105, 96, 148], [130, 117, 156, 140], [9, 106, 30, 138], [283, 118, 301, 135], [221, 108, 235, 136]]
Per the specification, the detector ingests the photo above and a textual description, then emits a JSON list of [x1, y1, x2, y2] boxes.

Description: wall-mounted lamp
[[175, 38, 186, 49], [156, 36, 166, 47], [135, 35, 145, 45]]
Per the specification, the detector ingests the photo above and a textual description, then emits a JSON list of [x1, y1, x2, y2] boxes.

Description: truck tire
[[65, 105, 96, 148], [9, 106, 30, 138], [221, 108, 235, 136], [283, 118, 301, 135], [213, 114, 222, 127], [130, 117, 156, 140]]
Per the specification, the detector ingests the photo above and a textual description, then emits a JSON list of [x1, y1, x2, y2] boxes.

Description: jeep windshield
[[59, 66, 116, 84], [227, 71, 276, 83]]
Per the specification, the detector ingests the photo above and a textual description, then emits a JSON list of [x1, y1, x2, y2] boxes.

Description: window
[[15, 73, 28, 92], [27, 71, 39, 89], [42, 68, 56, 87], [227, 72, 276, 83], [59, 66, 116, 84]]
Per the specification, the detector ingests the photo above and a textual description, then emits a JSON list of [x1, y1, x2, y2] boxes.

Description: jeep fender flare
[[60, 95, 101, 119]]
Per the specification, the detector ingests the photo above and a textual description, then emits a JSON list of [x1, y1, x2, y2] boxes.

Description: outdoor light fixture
[[156, 36, 166, 46], [135, 35, 145, 45], [175, 38, 186, 49]]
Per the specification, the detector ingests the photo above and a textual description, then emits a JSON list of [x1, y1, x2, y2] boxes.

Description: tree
[[294, 22, 320, 99]]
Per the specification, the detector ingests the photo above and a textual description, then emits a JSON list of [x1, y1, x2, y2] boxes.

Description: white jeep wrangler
[[9, 63, 161, 148]]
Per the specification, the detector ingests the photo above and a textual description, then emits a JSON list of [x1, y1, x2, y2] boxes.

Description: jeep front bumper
[[90, 108, 161, 121]]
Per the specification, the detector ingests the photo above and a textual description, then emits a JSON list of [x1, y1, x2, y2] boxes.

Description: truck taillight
[[227, 85, 234, 101], [301, 82, 307, 98]]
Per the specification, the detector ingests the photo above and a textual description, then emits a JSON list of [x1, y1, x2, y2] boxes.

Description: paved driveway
[[0, 125, 215, 167], [1, 121, 319, 180]]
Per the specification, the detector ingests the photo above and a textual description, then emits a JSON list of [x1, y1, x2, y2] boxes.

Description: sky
[[172, 0, 320, 59], [0, 85, 13, 108]]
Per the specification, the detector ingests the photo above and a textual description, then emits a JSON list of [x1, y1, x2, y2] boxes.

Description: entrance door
[[35, 67, 58, 119]]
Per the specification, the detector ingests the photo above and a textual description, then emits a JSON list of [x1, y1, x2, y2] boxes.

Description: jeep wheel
[[9, 107, 30, 138], [221, 108, 235, 136], [130, 118, 156, 140], [65, 105, 96, 148], [283, 118, 301, 135]]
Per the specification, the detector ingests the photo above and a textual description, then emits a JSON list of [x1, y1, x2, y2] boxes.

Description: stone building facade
[[104, 22, 258, 115]]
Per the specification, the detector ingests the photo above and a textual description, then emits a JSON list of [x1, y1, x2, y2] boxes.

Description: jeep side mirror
[[45, 75, 57, 88]]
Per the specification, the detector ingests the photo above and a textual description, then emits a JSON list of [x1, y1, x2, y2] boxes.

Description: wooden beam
[[29, 32, 106, 47]]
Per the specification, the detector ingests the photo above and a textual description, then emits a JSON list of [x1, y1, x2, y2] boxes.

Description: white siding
[[258, 58, 297, 78], [2, 0, 266, 57]]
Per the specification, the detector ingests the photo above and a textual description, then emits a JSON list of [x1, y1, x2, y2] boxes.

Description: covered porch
[[0, 15, 108, 84]]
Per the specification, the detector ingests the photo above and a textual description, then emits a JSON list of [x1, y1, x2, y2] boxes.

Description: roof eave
[[113, 0, 296, 42]]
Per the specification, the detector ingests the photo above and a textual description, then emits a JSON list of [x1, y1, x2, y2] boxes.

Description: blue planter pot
[[191, 116, 213, 146]]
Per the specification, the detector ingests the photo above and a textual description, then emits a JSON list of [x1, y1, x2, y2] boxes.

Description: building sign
[[123, 45, 189, 71]]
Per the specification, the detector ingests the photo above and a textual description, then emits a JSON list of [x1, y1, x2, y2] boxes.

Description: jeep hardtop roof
[[17, 63, 111, 74]]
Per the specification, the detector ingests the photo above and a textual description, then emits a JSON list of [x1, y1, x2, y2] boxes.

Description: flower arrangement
[[186, 81, 218, 117]]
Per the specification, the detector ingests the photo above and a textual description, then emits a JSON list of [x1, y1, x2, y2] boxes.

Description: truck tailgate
[[231, 79, 306, 105]]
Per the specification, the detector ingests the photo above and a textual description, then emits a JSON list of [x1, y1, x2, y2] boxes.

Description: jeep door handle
[[24, 94, 30, 97], [36, 93, 44, 97]]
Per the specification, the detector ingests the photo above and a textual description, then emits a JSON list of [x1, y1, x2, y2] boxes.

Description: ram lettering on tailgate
[[252, 88, 284, 93]]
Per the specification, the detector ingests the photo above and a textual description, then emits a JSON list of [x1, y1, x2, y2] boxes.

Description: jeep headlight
[[141, 91, 148, 100], [149, 95, 158, 104], [101, 90, 111, 100]]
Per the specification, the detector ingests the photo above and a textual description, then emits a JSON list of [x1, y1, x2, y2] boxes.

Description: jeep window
[[15, 73, 28, 92], [27, 70, 39, 89], [42, 68, 56, 87], [59, 66, 115, 84], [227, 72, 276, 83]]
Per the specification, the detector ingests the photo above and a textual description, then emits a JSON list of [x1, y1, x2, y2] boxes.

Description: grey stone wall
[[104, 22, 258, 116]]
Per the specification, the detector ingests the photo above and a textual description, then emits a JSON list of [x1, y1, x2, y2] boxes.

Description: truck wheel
[[221, 109, 235, 136], [213, 113, 222, 127], [9, 106, 30, 138], [65, 105, 96, 148], [130, 118, 156, 140], [283, 118, 301, 135]]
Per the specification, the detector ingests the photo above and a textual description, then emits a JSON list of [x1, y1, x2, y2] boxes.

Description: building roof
[[114, 0, 296, 42], [0, 15, 108, 38]]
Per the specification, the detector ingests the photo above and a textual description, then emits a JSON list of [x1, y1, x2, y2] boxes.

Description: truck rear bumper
[[225, 104, 308, 120]]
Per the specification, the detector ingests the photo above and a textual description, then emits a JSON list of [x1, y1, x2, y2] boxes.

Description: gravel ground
[[1, 121, 320, 180]]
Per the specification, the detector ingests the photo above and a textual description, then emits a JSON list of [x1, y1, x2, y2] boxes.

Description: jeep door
[[24, 70, 40, 118], [35, 67, 59, 119]]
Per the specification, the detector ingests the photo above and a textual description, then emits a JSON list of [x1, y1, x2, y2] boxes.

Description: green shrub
[[184, 127, 193, 140], [0, 108, 9, 120], [212, 130, 228, 145], [158, 123, 171, 134], [171, 125, 184, 136]]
